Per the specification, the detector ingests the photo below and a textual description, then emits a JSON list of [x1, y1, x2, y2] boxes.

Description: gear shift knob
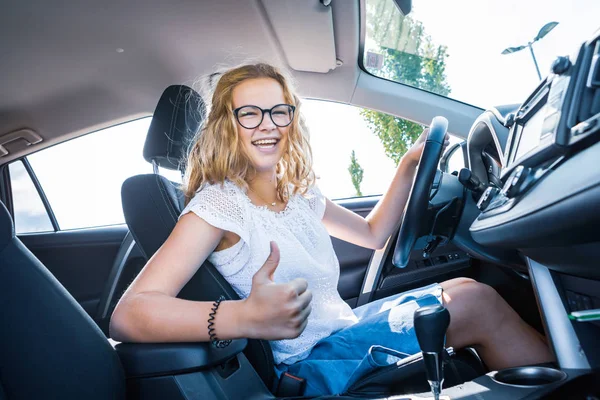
[[414, 304, 451, 400], [414, 304, 451, 353]]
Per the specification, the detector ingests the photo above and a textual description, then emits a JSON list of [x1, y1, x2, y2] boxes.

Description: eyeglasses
[[233, 104, 296, 129]]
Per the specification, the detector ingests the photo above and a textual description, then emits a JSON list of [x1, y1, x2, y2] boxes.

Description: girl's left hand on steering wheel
[[404, 128, 450, 166]]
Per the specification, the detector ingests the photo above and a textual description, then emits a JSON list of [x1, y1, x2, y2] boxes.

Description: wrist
[[233, 298, 257, 339], [215, 299, 248, 340]]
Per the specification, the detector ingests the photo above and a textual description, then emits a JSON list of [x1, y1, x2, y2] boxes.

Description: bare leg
[[440, 278, 554, 371]]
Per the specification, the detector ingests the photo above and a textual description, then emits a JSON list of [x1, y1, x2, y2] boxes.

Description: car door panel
[[19, 225, 129, 317], [17, 195, 470, 330]]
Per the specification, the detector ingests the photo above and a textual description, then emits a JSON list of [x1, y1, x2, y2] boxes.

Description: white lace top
[[180, 180, 358, 365]]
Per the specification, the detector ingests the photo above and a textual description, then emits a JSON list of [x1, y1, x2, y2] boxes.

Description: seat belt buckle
[[276, 372, 306, 397]]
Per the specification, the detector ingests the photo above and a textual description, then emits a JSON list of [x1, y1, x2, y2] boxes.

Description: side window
[[445, 144, 466, 174], [20, 118, 152, 231], [302, 99, 462, 199], [9, 161, 54, 234]]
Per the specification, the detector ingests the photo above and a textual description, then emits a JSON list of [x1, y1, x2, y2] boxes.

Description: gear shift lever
[[414, 304, 451, 400]]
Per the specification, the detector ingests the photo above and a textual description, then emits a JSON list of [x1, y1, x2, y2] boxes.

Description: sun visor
[[261, 0, 337, 73]]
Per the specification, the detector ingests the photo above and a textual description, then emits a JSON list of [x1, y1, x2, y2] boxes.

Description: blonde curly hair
[[183, 63, 315, 204]]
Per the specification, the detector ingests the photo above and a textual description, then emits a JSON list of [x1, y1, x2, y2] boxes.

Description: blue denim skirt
[[275, 282, 443, 396]]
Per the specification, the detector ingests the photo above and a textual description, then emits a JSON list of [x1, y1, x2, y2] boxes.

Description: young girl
[[110, 63, 553, 396]]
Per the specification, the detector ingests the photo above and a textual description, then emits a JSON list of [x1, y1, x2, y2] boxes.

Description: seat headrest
[[0, 201, 15, 250], [143, 85, 206, 171]]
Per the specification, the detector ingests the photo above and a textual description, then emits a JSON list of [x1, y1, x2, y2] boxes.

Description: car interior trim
[[260, 0, 337, 73], [96, 231, 137, 321], [527, 258, 591, 370], [466, 112, 508, 183], [22, 158, 60, 231], [470, 139, 600, 235], [358, 237, 390, 301]]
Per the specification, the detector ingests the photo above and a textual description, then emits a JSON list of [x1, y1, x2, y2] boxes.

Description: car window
[[9, 161, 54, 234], [446, 144, 466, 174], [302, 99, 461, 199], [364, 0, 600, 108], [24, 118, 152, 230]]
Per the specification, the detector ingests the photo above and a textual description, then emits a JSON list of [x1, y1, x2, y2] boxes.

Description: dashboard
[[468, 30, 600, 272], [462, 30, 600, 372]]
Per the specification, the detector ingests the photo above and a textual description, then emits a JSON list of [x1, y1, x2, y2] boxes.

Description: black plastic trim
[[470, 140, 600, 248], [335, 194, 379, 211], [22, 158, 59, 231], [467, 111, 510, 185], [0, 163, 12, 213], [116, 341, 248, 379], [95, 231, 137, 320]]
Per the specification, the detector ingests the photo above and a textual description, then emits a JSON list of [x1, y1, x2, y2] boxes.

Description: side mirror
[[439, 142, 465, 173], [392, 0, 412, 16]]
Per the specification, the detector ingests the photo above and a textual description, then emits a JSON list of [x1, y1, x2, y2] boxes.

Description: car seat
[[120, 85, 276, 389], [0, 201, 126, 399]]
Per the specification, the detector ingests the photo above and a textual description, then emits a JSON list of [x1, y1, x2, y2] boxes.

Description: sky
[[13, 0, 599, 232]]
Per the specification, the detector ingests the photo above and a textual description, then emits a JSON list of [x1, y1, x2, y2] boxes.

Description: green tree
[[348, 150, 364, 197], [360, 0, 451, 164]]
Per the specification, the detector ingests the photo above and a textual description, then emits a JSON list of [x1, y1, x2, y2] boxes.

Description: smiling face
[[232, 77, 291, 175]]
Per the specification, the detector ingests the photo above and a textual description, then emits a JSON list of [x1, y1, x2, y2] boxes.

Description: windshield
[[364, 0, 600, 109]]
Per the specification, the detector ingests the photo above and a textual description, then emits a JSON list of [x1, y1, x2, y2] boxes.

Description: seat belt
[[275, 372, 306, 397]]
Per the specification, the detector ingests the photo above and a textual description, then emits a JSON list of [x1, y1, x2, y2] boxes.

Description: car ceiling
[[0, 0, 481, 165]]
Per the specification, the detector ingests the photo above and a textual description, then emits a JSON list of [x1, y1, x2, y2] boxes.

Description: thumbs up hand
[[241, 242, 312, 340]]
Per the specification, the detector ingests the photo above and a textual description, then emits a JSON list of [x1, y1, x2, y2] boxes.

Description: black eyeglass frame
[[233, 104, 296, 129]]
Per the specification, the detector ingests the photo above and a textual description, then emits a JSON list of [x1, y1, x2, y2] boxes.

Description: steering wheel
[[392, 116, 449, 268]]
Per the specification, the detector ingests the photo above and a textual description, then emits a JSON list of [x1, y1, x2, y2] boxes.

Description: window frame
[[13, 117, 153, 232], [8, 158, 60, 233], [0, 164, 12, 214]]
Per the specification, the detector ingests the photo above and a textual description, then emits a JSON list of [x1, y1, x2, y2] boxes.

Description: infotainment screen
[[507, 70, 570, 169], [513, 104, 547, 161], [502, 33, 599, 176]]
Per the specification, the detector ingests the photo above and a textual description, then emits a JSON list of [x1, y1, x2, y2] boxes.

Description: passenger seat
[[0, 201, 126, 399]]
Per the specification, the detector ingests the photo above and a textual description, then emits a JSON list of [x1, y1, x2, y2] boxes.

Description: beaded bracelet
[[208, 295, 232, 348]]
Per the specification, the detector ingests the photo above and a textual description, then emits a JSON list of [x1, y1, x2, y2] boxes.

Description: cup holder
[[492, 366, 567, 387]]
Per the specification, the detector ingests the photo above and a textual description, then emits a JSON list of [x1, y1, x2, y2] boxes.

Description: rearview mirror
[[392, 0, 412, 16]]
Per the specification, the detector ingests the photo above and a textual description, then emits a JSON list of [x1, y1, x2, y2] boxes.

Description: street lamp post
[[501, 21, 559, 80]]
